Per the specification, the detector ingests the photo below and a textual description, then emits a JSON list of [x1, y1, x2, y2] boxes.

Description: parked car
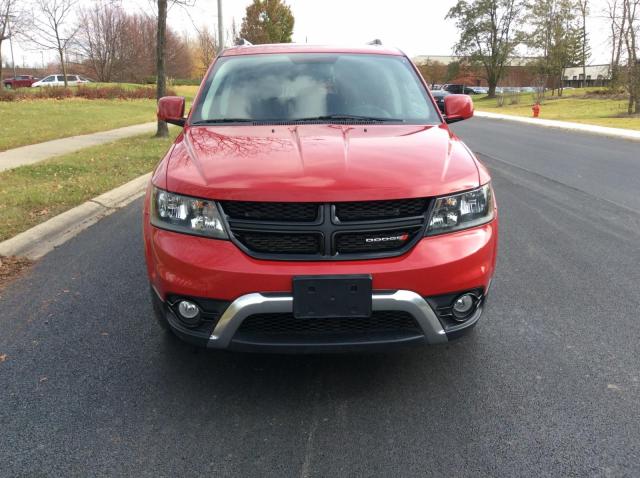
[[145, 44, 498, 352], [31, 74, 88, 87], [3, 75, 39, 89], [430, 89, 450, 114], [442, 83, 477, 94], [470, 86, 488, 94]]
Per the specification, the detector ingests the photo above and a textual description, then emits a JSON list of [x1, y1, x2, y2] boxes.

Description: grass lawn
[[0, 131, 177, 242], [0, 99, 158, 151], [0, 84, 199, 152], [473, 89, 640, 130]]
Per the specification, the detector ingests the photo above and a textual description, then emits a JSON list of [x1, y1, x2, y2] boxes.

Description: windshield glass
[[192, 53, 439, 124]]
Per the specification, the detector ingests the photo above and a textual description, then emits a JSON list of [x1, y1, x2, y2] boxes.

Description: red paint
[[144, 217, 498, 301], [157, 96, 185, 123], [144, 45, 498, 318], [444, 94, 474, 123], [2, 75, 38, 89], [532, 103, 541, 118], [163, 124, 481, 202]]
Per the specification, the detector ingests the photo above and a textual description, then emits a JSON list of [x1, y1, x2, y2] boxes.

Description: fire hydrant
[[532, 103, 541, 118]]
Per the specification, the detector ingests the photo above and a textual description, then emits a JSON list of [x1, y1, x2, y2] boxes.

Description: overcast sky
[[9, 0, 615, 68]]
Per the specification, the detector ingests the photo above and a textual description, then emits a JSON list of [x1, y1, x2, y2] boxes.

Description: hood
[[164, 124, 480, 202]]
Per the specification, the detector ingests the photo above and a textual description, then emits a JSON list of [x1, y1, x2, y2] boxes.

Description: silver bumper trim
[[207, 290, 448, 348]]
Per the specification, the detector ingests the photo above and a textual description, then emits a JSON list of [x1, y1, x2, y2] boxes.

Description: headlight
[[426, 183, 494, 235], [150, 187, 228, 239]]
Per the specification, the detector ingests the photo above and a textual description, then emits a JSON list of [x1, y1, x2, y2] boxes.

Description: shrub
[[0, 85, 175, 102]]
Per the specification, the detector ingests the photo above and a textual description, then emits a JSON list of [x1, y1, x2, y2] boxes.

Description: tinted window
[[56, 76, 65, 81], [193, 53, 438, 124], [43, 76, 54, 82]]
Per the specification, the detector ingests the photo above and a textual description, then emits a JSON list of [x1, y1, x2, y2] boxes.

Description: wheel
[[5, 83, 12, 89]]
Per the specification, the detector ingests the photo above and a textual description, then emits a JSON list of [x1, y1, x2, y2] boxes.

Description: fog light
[[452, 293, 476, 321], [178, 300, 200, 320]]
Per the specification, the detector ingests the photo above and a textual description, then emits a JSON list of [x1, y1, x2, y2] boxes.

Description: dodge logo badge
[[365, 233, 409, 243]]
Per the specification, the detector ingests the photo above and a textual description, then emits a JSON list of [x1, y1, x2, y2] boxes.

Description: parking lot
[[1, 117, 639, 477]]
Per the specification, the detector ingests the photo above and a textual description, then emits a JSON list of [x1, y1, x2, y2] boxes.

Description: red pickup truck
[[3, 75, 39, 89]]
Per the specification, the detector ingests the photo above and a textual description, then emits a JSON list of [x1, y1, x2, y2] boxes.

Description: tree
[[154, 0, 195, 138], [416, 60, 449, 86], [446, 0, 523, 98], [156, 0, 168, 137], [193, 25, 217, 77], [0, 0, 25, 81], [620, 0, 639, 113], [76, 2, 127, 82], [577, 0, 590, 88], [239, 0, 294, 44], [525, 0, 582, 96], [25, 0, 78, 87], [607, 0, 626, 88]]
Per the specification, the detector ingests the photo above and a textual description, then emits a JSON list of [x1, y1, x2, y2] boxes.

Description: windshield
[[191, 53, 439, 124]]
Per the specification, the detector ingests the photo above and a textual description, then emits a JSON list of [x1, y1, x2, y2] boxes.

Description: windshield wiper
[[191, 118, 255, 125], [291, 114, 404, 123]]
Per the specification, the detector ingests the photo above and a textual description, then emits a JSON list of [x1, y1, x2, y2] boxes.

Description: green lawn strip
[[0, 132, 176, 242], [0, 85, 199, 151], [473, 90, 640, 130], [0, 99, 156, 151]]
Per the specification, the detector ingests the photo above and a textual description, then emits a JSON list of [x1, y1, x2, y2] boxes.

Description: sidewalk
[[0, 122, 156, 173], [474, 111, 640, 141]]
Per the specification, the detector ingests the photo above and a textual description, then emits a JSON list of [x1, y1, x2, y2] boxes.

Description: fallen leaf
[[0, 354, 7, 363]]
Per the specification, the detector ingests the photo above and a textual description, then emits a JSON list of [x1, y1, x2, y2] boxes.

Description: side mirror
[[444, 94, 474, 124], [157, 96, 186, 127]]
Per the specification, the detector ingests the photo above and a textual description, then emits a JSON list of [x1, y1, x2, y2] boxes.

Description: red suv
[[144, 44, 498, 352]]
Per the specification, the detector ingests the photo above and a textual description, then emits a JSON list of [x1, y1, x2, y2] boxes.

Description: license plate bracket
[[293, 275, 372, 319]]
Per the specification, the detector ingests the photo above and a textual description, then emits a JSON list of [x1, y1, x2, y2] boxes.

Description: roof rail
[[367, 39, 383, 46]]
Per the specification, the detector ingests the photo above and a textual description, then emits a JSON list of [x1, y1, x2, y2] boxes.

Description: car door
[[37, 75, 55, 87]]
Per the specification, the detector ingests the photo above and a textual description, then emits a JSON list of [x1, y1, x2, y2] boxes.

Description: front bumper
[[145, 218, 497, 352], [151, 287, 487, 352]]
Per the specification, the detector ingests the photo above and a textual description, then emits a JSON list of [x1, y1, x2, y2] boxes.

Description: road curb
[[474, 111, 640, 141], [0, 173, 150, 260]]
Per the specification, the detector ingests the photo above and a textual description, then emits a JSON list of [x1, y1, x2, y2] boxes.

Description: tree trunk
[[155, 0, 169, 138], [59, 47, 68, 87], [0, 41, 3, 82], [487, 83, 497, 98]]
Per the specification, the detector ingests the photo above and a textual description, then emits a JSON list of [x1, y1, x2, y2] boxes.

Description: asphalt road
[[1, 118, 639, 477]]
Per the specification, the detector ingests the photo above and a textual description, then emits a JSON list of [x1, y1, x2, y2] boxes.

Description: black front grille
[[336, 227, 422, 254], [222, 198, 430, 260], [221, 201, 319, 222], [335, 198, 428, 222], [233, 231, 321, 254], [235, 311, 422, 340]]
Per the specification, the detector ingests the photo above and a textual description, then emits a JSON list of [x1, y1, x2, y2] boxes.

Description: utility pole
[[8, 14, 17, 79], [217, 0, 224, 52]]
